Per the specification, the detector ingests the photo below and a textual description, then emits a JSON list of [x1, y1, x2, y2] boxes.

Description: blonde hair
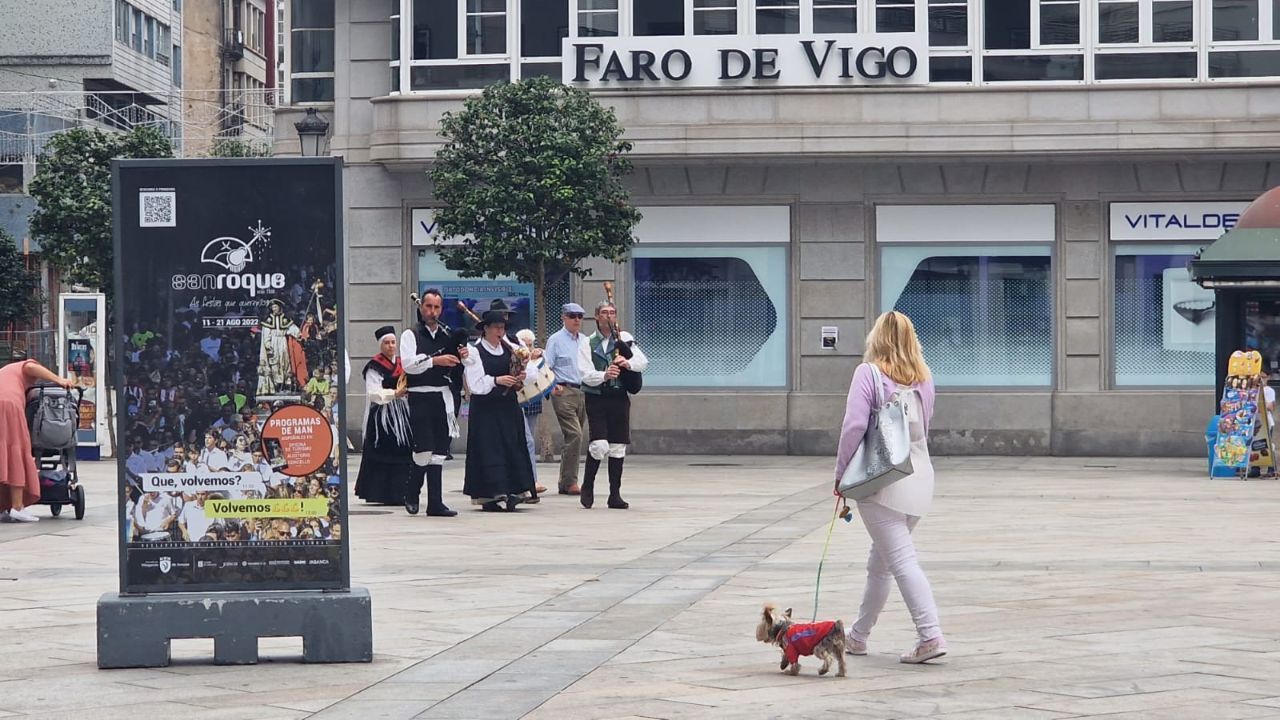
[[864, 311, 931, 386]]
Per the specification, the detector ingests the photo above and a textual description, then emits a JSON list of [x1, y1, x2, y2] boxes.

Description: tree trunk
[[532, 259, 555, 461]]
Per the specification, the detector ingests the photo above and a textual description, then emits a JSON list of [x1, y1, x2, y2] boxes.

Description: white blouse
[[462, 339, 537, 396]]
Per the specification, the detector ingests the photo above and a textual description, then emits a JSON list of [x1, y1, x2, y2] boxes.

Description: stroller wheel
[[50, 503, 62, 517], [73, 486, 86, 520]]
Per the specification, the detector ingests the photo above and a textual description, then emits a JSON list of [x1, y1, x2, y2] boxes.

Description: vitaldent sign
[[562, 33, 928, 90], [1110, 202, 1248, 241]]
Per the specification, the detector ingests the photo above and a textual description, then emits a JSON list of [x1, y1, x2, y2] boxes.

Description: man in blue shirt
[[543, 303, 588, 495]]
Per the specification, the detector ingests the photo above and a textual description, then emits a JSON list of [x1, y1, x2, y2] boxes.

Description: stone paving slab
[[1, 456, 1279, 718]]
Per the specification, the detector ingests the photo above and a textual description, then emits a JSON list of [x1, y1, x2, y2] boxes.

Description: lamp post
[[294, 107, 330, 157]]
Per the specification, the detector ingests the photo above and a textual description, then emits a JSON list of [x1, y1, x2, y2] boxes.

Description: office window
[[414, 0, 458, 58], [1153, 1, 1193, 41], [1040, 0, 1080, 44], [157, 25, 171, 65], [522, 0, 569, 56], [145, 16, 157, 58], [1114, 245, 1213, 386], [928, 0, 966, 46], [1098, 1, 1139, 43], [132, 8, 144, 51], [172, 44, 182, 86], [983, 54, 1084, 80], [1096, 51, 1196, 78], [292, 0, 335, 101], [877, 0, 915, 32], [1214, 0, 1259, 41], [634, 246, 788, 387], [695, 0, 737, 34], [757, 0, 800, 34], [985, 0, 1030, 48], [1210, 49, 1280, 76], [635, 0, 684, 35], [293, 30, 334, 71], [116, 0, 130, 44], [881, 246, 1053, 386], [465, 0, 506, 55], [578, 0, 619, 36], [814, 0, 857, 33]]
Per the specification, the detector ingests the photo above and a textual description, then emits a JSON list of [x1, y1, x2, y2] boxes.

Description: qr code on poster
[[139, 191, 176, 227]]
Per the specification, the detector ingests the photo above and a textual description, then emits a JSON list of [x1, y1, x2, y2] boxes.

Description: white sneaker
[[6, 508, 39, 523], [844, 629, 868, 656], [900, 636, 946, 664]]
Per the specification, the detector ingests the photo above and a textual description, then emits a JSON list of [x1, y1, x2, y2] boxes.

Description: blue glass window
[[1113, 245, 1214, 386], [633, 246, 788, 387], [881, 245, 1052, 386]]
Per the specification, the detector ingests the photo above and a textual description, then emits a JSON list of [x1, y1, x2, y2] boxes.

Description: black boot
[[425, 466, 456, 517], [581, 457, 600, 509], [607, 457, 628, 509], [406, 465, 425, 515]]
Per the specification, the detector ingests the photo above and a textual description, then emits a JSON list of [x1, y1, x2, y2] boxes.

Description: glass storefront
[[881, 245, 1053, 386], [633, 245, 788, 387], [1113, 244, 1214, 387]]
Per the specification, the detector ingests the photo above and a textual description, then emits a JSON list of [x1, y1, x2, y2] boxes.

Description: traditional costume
[[461, 311, 538, 512], [578, 327, 648, 509], [354, 326, 413, 505], [256, 299, 303, 396], [400, 314, 468, 517]]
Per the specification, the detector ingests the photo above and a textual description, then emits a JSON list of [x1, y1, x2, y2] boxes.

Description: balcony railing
[[223, 28, 245, 60], [0, 88, 277, 161]]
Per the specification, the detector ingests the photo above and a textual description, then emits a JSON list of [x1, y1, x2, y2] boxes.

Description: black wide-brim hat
[[476, 309, 508, 331], [374, 325, 396, 341], [489, 299, 514, 314]]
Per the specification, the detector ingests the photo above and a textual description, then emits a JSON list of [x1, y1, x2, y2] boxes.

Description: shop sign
[[563, 34, 928, 90], [1110, 202, 1248, 241]]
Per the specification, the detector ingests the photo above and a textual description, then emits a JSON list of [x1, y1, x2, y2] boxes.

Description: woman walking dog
[[835, 311, 946, 664]]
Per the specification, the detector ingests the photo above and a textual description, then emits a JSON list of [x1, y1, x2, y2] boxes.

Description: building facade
[[279, 0, 1280, 456]]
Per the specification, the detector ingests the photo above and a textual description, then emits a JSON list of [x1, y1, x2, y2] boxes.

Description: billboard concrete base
[[96, 587, 373, 668]]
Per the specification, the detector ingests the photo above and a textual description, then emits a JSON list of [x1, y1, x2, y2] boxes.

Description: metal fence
[[0, 329, 56, 368], [0, 88, 276, 163]]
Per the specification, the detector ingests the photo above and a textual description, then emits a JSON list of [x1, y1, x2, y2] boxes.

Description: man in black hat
[[399, 289, 469, 517]]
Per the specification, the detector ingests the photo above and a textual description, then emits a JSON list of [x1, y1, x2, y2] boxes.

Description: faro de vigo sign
[[562, 34, 928, 89]]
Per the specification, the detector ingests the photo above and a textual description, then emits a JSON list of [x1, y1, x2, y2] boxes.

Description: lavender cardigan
[[834, 363, 936, 482]]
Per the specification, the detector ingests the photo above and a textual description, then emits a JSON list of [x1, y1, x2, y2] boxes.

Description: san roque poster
[[112, 159, 347, 593]]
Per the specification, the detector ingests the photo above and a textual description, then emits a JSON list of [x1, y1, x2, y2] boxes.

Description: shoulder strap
[[865, 363, 885, 408]]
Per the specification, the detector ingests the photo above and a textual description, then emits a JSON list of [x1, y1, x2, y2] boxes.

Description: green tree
[[0, 228, 43, 331], [209, 137, 273, 158], [28, 125, 174, 304], [428, 76, 641, 342]]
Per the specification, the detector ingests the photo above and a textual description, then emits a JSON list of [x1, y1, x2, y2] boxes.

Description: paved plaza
[[1, 455, 1279, 719]]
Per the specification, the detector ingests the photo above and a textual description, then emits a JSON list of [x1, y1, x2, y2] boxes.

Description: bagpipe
[[602, 281, 643, 395], [454, 301, 557, 405], [402, 293, 471, 394]]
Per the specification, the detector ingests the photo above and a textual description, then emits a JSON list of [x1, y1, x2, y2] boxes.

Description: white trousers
[[850, 500, 942, 644]]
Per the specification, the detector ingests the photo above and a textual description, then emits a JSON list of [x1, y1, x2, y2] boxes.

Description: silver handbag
[[837, 364, 915, 500]]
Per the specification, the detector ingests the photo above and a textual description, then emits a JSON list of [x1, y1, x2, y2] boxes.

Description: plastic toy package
[[1213, 350, 1268, 476]]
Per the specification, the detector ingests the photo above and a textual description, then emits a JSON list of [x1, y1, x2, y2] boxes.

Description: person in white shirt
[[179, 491, 214, 541], [197, 433, 230, 472], [576, 301, 648, 510]]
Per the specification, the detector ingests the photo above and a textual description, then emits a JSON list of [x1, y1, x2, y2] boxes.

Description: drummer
[[516, 329, 549, 496]]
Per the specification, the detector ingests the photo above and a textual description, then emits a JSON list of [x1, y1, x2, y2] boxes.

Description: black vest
[[406, 321, 457, 389]]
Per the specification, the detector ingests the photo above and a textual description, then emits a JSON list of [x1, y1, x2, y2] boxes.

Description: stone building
[[277, 0, 1280, 456]]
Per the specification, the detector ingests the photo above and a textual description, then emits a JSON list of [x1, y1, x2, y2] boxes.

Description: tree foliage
[[28, 125, 174, 303], [0, 228, 43, 330], [209, 137, 273, 157], [428, 76, 641, 340]]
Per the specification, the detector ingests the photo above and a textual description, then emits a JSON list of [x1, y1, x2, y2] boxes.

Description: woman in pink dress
[[1, 358, 74, 523]]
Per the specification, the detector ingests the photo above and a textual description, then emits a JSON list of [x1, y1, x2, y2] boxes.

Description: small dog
[[755, 603, 847, 677]]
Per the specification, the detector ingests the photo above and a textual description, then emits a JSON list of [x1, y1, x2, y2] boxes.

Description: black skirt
[[463, 392, 536, 504], [354, 399, 413, 505]]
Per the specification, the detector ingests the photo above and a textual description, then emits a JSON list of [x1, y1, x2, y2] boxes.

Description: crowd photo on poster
[[121, 262, 344, 548]]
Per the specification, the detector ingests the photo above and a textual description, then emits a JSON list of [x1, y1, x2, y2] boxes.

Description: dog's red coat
[[779, 620, 839, 664]]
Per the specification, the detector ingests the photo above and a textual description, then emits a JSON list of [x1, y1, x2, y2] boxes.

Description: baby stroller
[[25, 383, 87, 520]]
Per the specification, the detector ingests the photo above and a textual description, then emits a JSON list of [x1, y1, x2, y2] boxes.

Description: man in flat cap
[[543, 302, 589, 495]]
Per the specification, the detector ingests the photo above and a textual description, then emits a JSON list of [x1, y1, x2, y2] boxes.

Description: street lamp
[[294, 107, 330, 157]]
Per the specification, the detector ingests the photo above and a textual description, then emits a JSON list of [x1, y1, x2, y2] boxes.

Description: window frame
[[289, 0, 336, 104]]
